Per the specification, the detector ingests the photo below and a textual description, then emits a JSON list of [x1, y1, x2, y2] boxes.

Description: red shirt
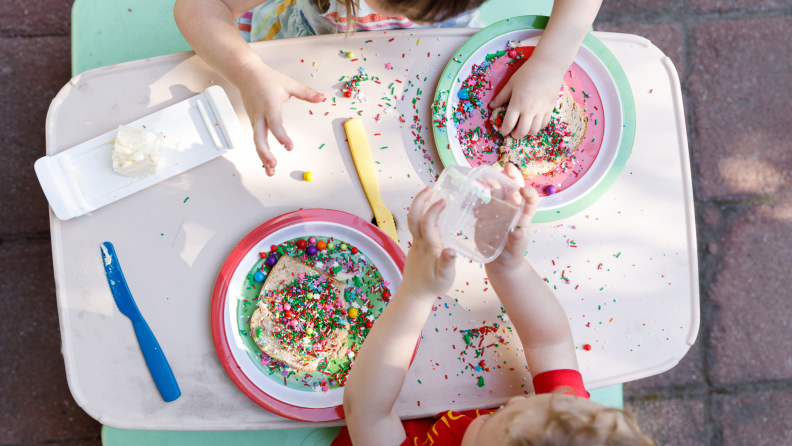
[[332, 369, 589, 446]]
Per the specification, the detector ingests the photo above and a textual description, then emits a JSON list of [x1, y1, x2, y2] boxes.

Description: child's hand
[[401, 187, 457, 299], [486, 163, 540, 275], [239, 63, 325, 176], [488, 56, 565, 139]]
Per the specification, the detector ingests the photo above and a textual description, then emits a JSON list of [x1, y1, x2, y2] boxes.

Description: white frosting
[[100, 244, 112, 266], [111, 125, 162, 178]]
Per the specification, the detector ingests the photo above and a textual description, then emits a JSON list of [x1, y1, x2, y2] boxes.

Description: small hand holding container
[[428, 165, 525, 263]]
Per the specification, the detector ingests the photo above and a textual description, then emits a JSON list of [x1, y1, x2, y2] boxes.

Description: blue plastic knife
[[100, 242, 181, 402]]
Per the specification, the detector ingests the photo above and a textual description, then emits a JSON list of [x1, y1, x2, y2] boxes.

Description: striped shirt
[[237, 0, 481, 42]]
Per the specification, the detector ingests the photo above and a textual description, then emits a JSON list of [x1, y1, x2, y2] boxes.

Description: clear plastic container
[[427, 165, 525, 263]]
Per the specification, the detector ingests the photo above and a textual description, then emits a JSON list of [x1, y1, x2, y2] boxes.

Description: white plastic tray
[[35, 86, 248, 220]]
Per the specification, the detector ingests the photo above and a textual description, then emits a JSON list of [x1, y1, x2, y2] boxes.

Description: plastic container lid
[[428, 165, 525, 263]]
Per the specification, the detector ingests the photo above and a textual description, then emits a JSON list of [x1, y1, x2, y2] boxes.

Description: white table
[[46, 28, 698, 430]]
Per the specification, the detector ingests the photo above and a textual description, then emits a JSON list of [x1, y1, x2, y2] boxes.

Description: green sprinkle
[[381, 146, 388, 150], [338, 76, 345, 81], [184, 197, 189, 203], [615, 252, 621, 258], [477, 376, 485, 387], [570, 87, 576, 92], [418, 379, 422, 384], [319, 143, 325, 150]]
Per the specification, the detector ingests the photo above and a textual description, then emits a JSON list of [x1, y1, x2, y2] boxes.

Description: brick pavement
[[1, 1, 791, 444]]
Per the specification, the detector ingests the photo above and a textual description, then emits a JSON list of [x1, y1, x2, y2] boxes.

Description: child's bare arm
[[344, 188, 456, 445], [485, 164, 579, 376], [490, 0, 603, 139], [174, 0, 324, 175]]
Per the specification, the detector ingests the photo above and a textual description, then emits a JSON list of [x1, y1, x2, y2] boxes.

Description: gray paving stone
[[0, 36, 70, 239], [715, 389, 792, 446], [0, 240, 101, 444], [0, 0, 73, 37], [688, 18, 792, 200], [708, 192, 792, 385], [625, 398, 707, 446]]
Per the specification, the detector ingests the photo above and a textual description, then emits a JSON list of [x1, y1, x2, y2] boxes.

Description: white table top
[[46, 28, 698, 430]]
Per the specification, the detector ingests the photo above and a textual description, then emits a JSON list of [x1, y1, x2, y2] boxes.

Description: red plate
[[211, 209, 415, 421]]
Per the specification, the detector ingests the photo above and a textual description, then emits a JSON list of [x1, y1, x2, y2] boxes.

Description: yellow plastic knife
[[343, 118, 398, 243]]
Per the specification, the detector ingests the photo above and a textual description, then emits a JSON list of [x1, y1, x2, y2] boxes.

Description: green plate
[[431, 16, 635, 223]]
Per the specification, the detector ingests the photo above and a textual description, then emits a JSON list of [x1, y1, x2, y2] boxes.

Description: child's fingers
[[406, 187, 432, 239], [265, 110, 294, 151], [503, 162, 523, 185], [540, 110, 552, 131], [420, 198, 446, 249], [488, 83, 512, 110], [512, 111, 537, 139], [518, 187, 540, 225], [498, 107, 520, 137], [527, 114, 544, 136], [290, 82, 325, 104], [253, 118, 277, 176]]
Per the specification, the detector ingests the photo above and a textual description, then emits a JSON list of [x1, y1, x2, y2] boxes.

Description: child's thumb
[[291, 83, 325, 103], [437, 248, 457, 281]]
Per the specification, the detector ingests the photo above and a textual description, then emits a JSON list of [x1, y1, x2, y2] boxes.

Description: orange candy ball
[[316, 240, 327, 251]]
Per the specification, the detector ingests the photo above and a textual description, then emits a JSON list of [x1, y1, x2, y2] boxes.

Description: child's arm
[[343, 188, 457, 445], [174, 0, 325, 176], [489, 0, 603, 139], [485, 164, 579, 376]]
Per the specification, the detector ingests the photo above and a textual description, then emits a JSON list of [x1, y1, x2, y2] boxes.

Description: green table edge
[[432, 15, 636, 223]]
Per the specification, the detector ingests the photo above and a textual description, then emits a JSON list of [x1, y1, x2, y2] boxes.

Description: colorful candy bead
[[327, 242, 336, 250], [508, 49, 517, 58], [304, 171, 314, 182], [340, 244, 349, 251], [351, 247, 359, 254], [583, 344, 592, 351], [316, 240, 327, 250], [348, 308, 359, 319], [297, 239, 308, 249], [382, 291, 391, 300], [458, 88, 470, 100], [254, 271, 265, 282], [346, 51, 354, 58], [546, 185, 557, 195], [365, 320, 373, 328], [271, 245, 278, 252], [266, 255, 278, 267], [307, 245, 318, 256], [308, 237, 317, 244]]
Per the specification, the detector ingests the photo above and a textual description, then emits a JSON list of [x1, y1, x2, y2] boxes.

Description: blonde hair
[[317, 0, 359, 34], [501, 389, 656, 446]]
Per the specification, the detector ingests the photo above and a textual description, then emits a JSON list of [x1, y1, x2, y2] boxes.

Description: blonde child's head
[[461, 390, 656, 446], [318, 0, 486, 28]]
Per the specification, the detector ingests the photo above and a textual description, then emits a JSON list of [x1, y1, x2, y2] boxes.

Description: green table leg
[[588, 384, 624, 410], [101, 425, 342, 446]]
